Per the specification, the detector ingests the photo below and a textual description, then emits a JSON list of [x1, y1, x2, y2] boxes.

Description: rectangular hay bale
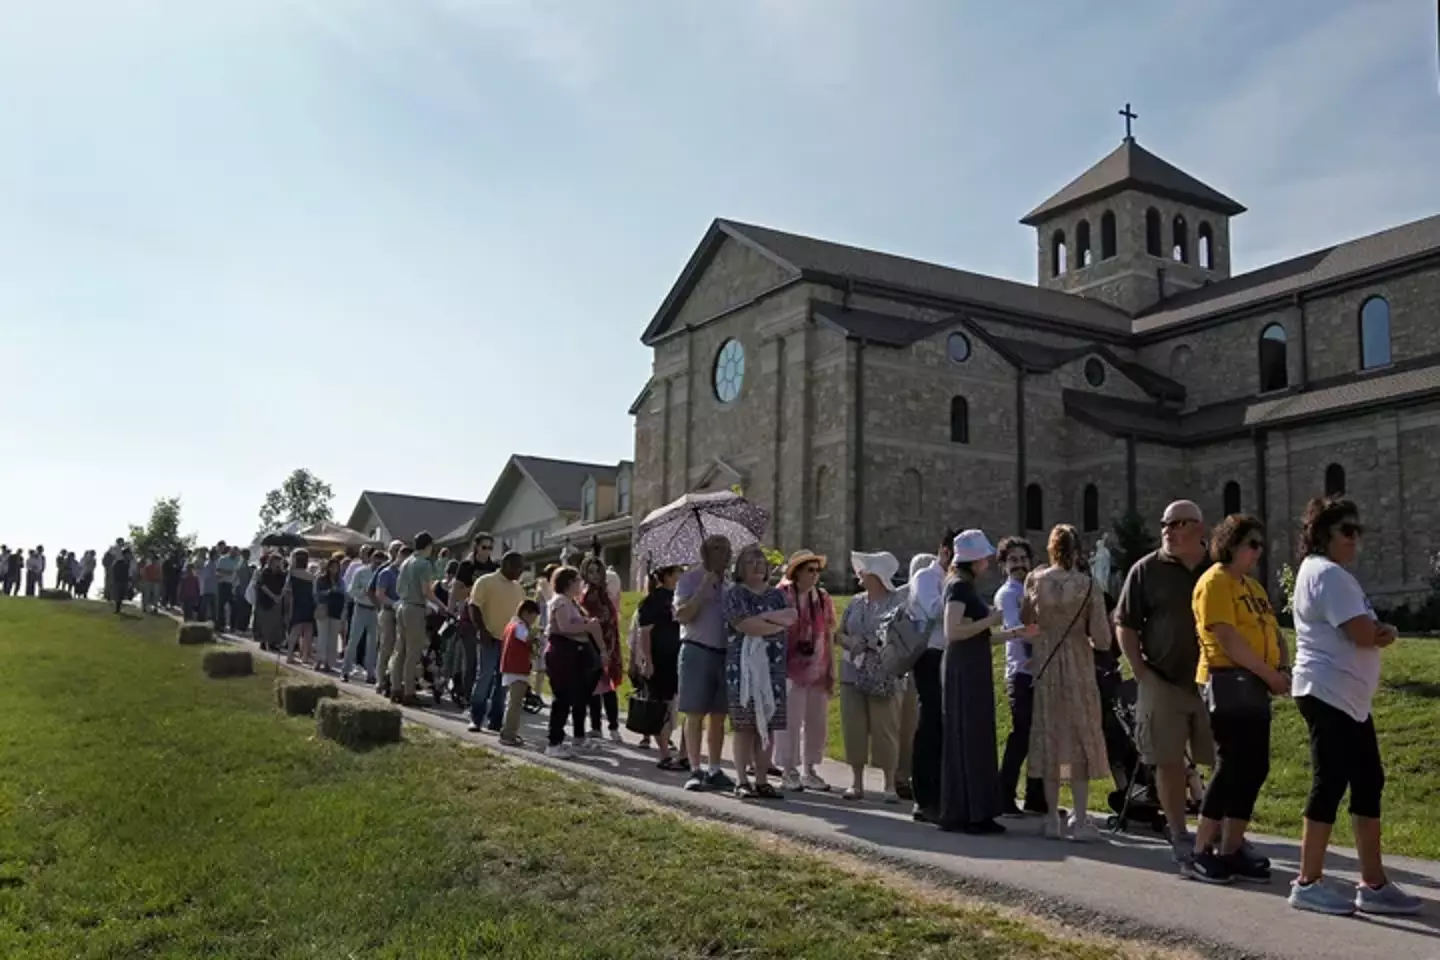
[[177, 623, 215, 646], [202, 649, 254, 678], [315, 698, 402, 748], [274, 678, 339, 716]]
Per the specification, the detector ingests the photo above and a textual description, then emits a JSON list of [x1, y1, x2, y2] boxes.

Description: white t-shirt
[[993, 578, 1029, 679], [1291, 555, 1381, 722]]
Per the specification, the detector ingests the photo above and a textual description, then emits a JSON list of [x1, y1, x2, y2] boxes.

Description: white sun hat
[[951, 529, 996, 564], [850, 551, 899, 590]]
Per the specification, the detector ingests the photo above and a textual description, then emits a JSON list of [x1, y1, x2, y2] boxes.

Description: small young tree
[[129, 496, 197, 559], [1111, 510, 1158, 581], [1276, 562, 1298, 615], [256, 468, 335, 538]]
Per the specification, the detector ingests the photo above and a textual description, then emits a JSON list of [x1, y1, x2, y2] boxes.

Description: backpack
[[878, 604, 931, 679]]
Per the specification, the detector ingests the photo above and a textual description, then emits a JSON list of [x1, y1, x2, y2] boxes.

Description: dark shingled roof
[[1064, 361, 1440, 444], [1136, 213, 1440, 333], [347, 492, 484, 545], [1021, 138, 1246, 226], [513, 456, 620, 514], [714, 220, 1133, 333]]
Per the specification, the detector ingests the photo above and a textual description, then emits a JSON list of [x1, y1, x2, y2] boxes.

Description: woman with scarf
[[580, 556, 623, 742], [723, 544, 796, 800], [838, 551, 906, 801], [775, 550, 835, 793]]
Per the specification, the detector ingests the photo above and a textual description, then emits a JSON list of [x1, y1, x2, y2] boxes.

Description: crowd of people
[[2, 492, 1420, 921]]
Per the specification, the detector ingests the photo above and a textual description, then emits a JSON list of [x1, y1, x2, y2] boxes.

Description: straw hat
[[783, 549, 828, 580], [850, 551, 899, 590]]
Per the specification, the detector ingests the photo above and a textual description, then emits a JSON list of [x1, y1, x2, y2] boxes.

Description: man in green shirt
[[392, 531, 442, 705]]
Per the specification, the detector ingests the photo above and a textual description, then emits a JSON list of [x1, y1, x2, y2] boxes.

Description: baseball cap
[[1161, 500, 1203, 525]]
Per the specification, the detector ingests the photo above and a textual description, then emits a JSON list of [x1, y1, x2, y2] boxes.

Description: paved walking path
[[200, 618, 1440, 960]]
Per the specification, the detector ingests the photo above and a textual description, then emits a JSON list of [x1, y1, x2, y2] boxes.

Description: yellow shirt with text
[[1192, 565, 1281, 684]]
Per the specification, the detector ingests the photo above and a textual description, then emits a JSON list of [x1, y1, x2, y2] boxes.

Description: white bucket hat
[[951, 529, 996, 564], [850, 551, 899, 590]]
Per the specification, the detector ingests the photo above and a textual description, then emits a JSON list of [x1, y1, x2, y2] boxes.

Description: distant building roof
[[345, 492, 484, 545], [513, 455, 622, 514], [1021, 137, 1246, 226]]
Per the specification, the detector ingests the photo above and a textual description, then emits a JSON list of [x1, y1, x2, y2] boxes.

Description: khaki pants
[[839, 683, 901, 772], [501, 679, 530, 740], [375, 607, 398, 691], [896, 681, 919, 783], [392, 604, 428, 698]]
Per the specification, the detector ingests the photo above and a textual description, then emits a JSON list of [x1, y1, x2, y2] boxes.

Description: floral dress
[[723, 583, 790, 732], [581, 582, 622, 691]]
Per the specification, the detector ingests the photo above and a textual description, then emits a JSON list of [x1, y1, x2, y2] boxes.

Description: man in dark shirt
[[1115, 499, 1215, 860], [469, 533, 499, 577]]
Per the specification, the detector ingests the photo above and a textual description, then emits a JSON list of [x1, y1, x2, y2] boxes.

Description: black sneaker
[[1188, 851, 1234, 885], [1223, 849, 1272, 884], [683, 772, 708, 792], [705, 769, 736, 791]]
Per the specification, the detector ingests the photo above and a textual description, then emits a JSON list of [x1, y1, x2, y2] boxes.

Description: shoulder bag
[[878, 604, 930, 679]]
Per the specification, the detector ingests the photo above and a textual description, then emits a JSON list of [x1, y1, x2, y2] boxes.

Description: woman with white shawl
[[722, 544, 796, 800]]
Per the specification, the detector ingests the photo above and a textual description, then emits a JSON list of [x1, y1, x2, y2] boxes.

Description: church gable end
[[642, 225, 799, 344]]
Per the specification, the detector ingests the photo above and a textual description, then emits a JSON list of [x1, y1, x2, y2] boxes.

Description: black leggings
[[1200, 708, 1271, 823], [1297, 695, 1384, 824], [545, 638, 601, 747], [589, 691, 619, 732]]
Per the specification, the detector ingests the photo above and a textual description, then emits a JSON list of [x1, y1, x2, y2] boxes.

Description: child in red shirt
[[499, 599, 541, 745]]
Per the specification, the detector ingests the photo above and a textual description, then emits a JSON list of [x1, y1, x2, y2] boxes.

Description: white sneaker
[[608, 729, 624, 744], [780, 769, 804, 792], [1068, 816, 1101, 843], [545, 744, 576, 760], [800, 770, 831, 792], [1042, 817, 1065, 840]]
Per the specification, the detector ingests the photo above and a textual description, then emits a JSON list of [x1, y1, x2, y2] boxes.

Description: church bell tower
[[1021, 104, 1246, 315]]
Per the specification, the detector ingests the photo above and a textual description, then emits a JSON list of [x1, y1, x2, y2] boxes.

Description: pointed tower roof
[[1021, 138, 1245, 226]]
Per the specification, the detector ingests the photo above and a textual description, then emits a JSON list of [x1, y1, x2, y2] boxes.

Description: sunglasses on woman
[[1338, 522, 1364, 538]]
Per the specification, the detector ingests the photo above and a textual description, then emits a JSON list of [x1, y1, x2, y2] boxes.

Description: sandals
[[657, 756, 681, 771], [753, 782, 783, 801], [843, 787, 864, 801], [734, 781, 784, 801]]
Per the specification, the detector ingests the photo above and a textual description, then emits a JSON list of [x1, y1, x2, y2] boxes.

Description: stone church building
[[629, 129, 1440, 602]]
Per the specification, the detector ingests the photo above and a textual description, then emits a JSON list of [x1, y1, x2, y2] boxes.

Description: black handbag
[[625, 683, 669, 737], [1205, 668, 1271, 716]]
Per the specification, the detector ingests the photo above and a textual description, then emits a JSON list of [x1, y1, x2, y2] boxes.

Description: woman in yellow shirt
[[1188, 514, 1289, 886]]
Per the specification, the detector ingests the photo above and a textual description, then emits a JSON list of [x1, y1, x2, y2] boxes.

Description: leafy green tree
[[129, 496, 197, 559], [1111, 510, 1158, 580], [257, 468, 335, 537]]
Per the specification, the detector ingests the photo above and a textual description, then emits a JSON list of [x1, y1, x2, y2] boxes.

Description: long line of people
[[4, 490, 1420, 921]]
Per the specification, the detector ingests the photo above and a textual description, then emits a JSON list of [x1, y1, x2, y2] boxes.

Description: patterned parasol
[[634, 490, 770, 570]]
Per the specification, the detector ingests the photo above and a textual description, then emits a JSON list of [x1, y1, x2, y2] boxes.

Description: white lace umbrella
[[634, 490, 770, 570]]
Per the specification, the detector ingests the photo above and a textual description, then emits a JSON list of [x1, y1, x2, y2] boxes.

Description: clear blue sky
[[3, 0, 1437, 553]]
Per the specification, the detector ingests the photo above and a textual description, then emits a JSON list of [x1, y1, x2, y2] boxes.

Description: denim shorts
[[677, 641, 728, 716]]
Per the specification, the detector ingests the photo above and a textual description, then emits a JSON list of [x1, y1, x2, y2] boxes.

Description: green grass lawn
[[621, 592, 1440, 859], [0, 599, 1169, 960]]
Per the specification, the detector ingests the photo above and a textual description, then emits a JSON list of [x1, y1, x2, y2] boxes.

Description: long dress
[[1022, 566, 1111, 782], [939, 575, 1003, 828]]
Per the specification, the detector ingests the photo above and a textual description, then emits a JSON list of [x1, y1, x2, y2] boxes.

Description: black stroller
[[1096, 649, 1205, 835]]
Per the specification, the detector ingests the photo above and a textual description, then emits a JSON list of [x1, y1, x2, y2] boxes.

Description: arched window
[[949, 396, 970, 444], [1145, 208, 1163, 256], [1075, 219, 1092, 267], [1169, 344, 1193, 377], [1223, 481, 1241, 516], [1259, 323, 1289, 392], [1172, 215, 1189, 263], [1360, 296, 1392, 370], [1100, 211, 1117, 260], [1325, 463, 1346, 497], [1025, 483, 1044, 531], [1051, 230, 1067, 277], [814, 465, 830, 517], [902, 469, 923, 518], [1082, 484, 1099, 533], [1197, 222, 1214, 270]]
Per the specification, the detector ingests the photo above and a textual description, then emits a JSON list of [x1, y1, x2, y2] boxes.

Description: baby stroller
[[1096, 650, 1205, 835]]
